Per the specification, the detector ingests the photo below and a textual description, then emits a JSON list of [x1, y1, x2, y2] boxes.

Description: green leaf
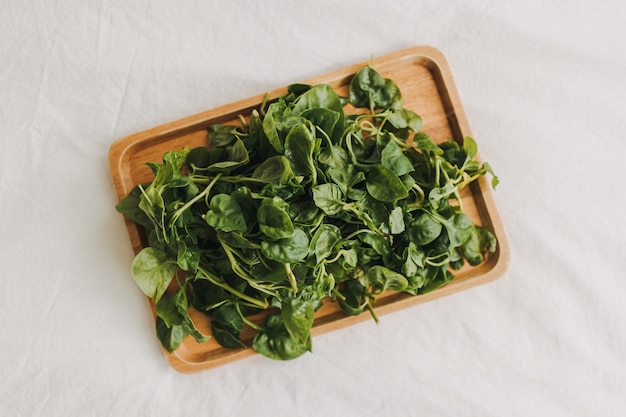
[[155, 288, 188, 328], [388, 206, 405, 234], [312, 183, 345, 215], [252, 314, 311, 361], [364, 265, 409, 293], [155, 317, 187, 353], [210, 303, 245, 349], [408, 213, 442, 245], [206, 138, 250, 174], [462, 136, 478, 160], [205, 194, 247, 233], [261, 228, 309, 263], [130, 247, 177, 303], [310, 224, 342, 264], [380, 137, 414, 176], [115, 185, 152, 228], [441, 213, 473, 248], [292, 84, 345, 140], [257, 197, 294, 239], [349, 66, 402, 110], [412, 132, 443, 155], [284, 122, 317, 179], [326, 165, 365, 196], [252, 155, 295, 184], [176, 237, 200, 272], [365, 164, 408, 202], [262, 101, 289, 153], [461, 225, 497, 265], [401, 242, 425, 278], [300, 107, 341, 142], [386, 109, 422, 132], [281, 297, 315, 345]]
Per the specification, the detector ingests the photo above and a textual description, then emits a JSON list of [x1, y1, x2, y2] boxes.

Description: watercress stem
[[284, 263, 298, 294], [197, 266, 269, 309]]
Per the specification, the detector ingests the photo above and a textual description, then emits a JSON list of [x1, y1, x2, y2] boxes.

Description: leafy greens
[[116, 65, 499, 361]]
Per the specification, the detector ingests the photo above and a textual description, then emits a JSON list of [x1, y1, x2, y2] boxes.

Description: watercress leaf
[[262, 101, 288, 153], [155, 317, 188, 353], [250, 259, 290, 283], [257, 197, 294, 239], [281, 297, 315, 344], [365, 265, 409, 293], [349, 66, 384, 109], [461, 225, 497, 265], [401, 242, 425, 278], [287, 83, 312, 98], [310, 224, 342, 264], [208, 124, 239, 147], [338, 248, 359, 270], [155, 287, 188, 327], [441, 213, 473, 248], [408, 213, 443, 245], [217, 230, 256, 250], [291, 84, 345, 141], [189, 279, 229, 312], [176, 237, 200, 272], [300, 107, 340, 142], [261, 228, 309, 263], [131, 247, 177, 303], [318, 144, 349, 168], [205, 194, 247, 233], [290, 201, 323, 228], [138, 185, 165, 229], [312, 183, 345, 215], [412, 132, 443, 155], [349, 66, 402, 110], [481, 162, 500, 189], [462, 136, 478, 161], [115, 185, 152, 228], [386, 109, 422, 132], [388, 206, 405, 234], [207, 138, 250, 173], [428, 183, 457, 208], [337, 280, 367, 316], [210, 303, 245, 348], [380, 138, 414, 176], [366, 164, 408, 202], [284, 122, 317, 179], [326, 165, 366, 196], [252, 155, 295, 184], [357, 231, 391, 256], [252, 314, 311, 360]]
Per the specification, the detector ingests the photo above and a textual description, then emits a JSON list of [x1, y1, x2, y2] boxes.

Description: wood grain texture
[[108, 45, 509, 373]]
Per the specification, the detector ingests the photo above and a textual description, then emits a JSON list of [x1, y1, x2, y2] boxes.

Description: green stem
[[365, 297, 379, 324], [236, 303, 265, 332], [197, 266, 269, 310], [284, 263, 298, 294], [170, 173, 222, 226]]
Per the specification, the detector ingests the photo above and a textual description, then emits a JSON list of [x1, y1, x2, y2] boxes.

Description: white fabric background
[[2, 1, 625, 415]]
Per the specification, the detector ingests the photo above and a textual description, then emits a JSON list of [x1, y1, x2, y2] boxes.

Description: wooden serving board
[[108, 45, 509, 373]]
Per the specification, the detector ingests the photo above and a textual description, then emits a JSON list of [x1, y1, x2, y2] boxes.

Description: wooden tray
[[109, 45, 509, 373]]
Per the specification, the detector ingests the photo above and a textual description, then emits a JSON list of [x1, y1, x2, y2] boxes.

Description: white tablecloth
[[2, 1, 625, 415]]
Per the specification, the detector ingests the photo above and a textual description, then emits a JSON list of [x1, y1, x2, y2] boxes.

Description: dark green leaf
[[205, 194, 247, 233], [257, 197, 294, 239], [261, 228, 310, 263], [366, 164, 408, 202], [252, 314, 311, 360]]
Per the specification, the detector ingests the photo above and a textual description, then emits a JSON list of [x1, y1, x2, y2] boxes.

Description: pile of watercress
[[116, 65, 499, 361]]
